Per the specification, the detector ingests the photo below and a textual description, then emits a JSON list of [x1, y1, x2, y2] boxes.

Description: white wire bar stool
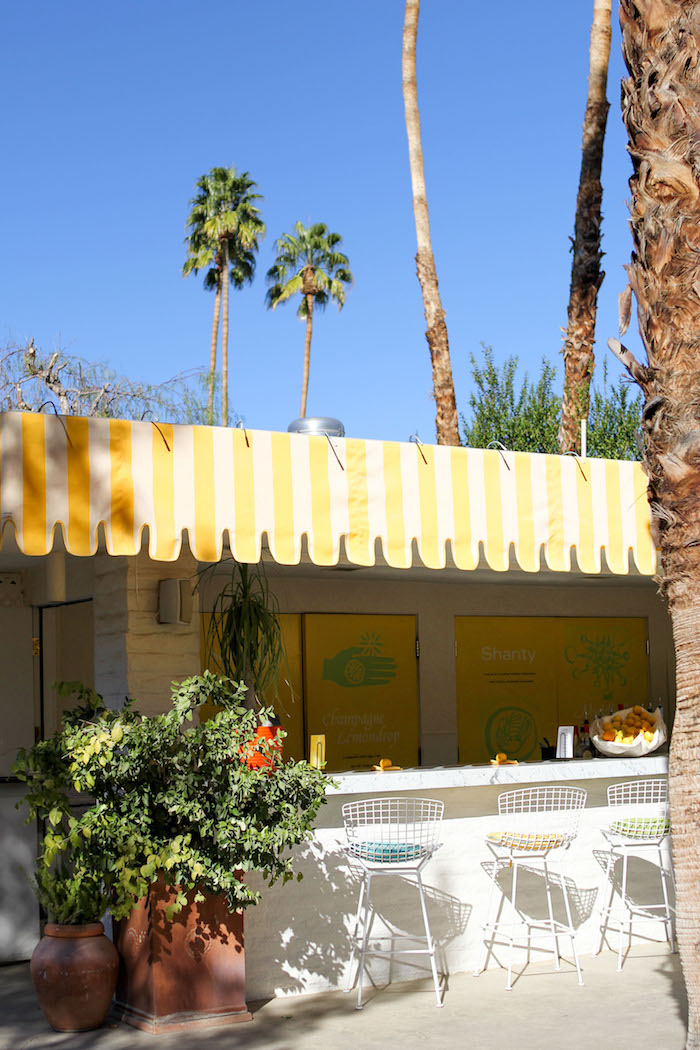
[[342, 796, 444, 1009], [475, 785, 587, 990], [594, 778, 675, 970]]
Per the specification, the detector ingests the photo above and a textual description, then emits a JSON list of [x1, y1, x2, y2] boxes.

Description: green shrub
[[14, 673, 330, 922]]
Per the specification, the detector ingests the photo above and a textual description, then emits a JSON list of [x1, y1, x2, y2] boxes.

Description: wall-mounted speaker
[[158, 579, 193, 625]]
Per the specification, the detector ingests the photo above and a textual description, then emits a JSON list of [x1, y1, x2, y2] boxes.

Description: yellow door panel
[[263, 614, 304, 761], [456, 616, 649, 764], [456, 617, 556, 764], [303, 614, 419, 772]]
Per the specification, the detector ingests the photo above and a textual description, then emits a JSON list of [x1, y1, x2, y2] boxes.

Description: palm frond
[[183, 166, 265, 291], [266, 272, 303, 308]]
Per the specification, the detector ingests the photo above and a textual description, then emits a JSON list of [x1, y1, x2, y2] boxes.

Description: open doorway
[[41, 599, 94, 736]]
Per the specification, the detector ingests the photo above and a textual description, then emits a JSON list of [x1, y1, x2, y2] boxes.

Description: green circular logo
[[485, 706, 538, 761], [344, 657, 366, 685]]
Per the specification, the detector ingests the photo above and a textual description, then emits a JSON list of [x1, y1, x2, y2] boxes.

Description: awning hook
[[409, 433, 428, 465], [486, 440, 511, 471], [151, 422, 171, 452], [324, 432, 344, 471], [563, 450, 588, 482]]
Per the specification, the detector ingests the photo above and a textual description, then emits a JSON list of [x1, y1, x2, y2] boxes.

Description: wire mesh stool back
[[342, 797, 444, 1009], [605, 779, 670, 840], [343, 797, 443, 867], [477, 785, 587, 990], [595, 778, 675, 969], [493, 786, 587, 853]]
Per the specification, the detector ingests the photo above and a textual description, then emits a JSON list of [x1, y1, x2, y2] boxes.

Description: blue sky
[[1, 1, 639, 443]]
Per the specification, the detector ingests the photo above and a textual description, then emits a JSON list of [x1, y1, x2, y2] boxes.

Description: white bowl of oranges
[[590, 705, 666, 758]]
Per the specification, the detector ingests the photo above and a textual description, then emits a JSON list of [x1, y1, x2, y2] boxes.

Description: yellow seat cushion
[[487, 831, 566, 851]]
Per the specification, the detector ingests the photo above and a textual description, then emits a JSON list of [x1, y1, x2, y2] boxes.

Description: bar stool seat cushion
[[349, 841, 427, 863], [607, 816, 670, 839], [487, 831, 566, 851]]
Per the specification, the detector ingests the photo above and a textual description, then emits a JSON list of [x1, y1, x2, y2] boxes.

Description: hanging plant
[[198, 558, 285, 710]]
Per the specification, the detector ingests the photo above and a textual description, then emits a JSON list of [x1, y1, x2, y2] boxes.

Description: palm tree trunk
[[221, 239, 230, 427], [208, 278, 221, 425], [558, 0, 612, 453], [615, 3, 700, 1043], [402, 0, 460, 446], [300, 293, 314, 418], [669, 605, 700, 1050]]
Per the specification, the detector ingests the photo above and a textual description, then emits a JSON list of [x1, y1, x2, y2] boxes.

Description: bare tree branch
[[0, 339, 210, 423]]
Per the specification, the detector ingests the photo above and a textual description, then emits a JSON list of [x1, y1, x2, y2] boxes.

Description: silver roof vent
[[287, 417, 345, 438]]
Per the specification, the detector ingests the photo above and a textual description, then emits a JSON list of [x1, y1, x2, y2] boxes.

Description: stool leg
[[416, 870, 443, 1007], [560, 859, 583, 987], [617, 851, 629, 972], [474, 855, 501, 976], [356, 872, 374, 1010], [506, 860, 519, 991], [543, 859, 561, 971], [346, 872, 368, 993], [593, 848, 616, 957]]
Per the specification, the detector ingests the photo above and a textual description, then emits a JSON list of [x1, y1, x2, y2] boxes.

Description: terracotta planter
[[240, 724, 283, 770], [30, 921, 118, 1032], [113, 879, 251, 1033]]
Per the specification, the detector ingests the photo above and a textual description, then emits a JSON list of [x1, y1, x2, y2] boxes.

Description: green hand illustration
[[323, 646, 398, 687]]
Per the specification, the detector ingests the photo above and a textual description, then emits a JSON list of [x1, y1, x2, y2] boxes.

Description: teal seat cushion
[[351, 841, 426, 863]]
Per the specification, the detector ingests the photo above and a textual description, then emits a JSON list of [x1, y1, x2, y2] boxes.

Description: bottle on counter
[[575, 716, 591, 758]]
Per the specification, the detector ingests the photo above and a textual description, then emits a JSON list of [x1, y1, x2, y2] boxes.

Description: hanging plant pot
[[30, 922, 119, 1032], [240, 724, 283, 770]]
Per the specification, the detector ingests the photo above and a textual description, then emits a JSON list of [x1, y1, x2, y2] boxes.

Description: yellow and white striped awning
[[0, 412, 656, 574]]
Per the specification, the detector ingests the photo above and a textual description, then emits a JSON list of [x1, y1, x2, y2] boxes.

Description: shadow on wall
[[592, 848, 674, 912], [245, 837, 471, 997], [479, 859, 599, 931]]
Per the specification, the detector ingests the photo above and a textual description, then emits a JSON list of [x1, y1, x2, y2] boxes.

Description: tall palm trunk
[[401, 0, 460, 446], [614, 3, 700, 1043], [221, 239, 230, 427], [559, 0, 612, 453], [208, 277, 221, 425], [300, 292, 314, 418]]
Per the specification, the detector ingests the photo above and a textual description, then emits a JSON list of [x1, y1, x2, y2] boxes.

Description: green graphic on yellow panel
[[455, 616, 648, 764], [557, 618, 648, 724], [485, 707, 539, 762], [304, 614, 418, 772], [322, 632, 398, 687]]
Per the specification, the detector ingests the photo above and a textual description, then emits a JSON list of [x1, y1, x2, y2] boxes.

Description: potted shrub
[[18, 673, 329, 1033], [14, 684, 121, 1033]]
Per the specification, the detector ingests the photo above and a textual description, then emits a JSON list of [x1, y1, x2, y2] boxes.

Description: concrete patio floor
[[0, 946, 686, 1050]]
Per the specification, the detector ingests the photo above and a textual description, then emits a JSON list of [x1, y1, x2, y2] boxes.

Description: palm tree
[[613, 2, 700, 1043], [558, 0, 612, 453], [265, 222, 352, 418], [183, 168, 264, 425], [402, 0, 459, 446]]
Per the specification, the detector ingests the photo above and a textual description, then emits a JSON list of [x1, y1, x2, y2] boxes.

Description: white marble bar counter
[[326, 755, 669, 795]]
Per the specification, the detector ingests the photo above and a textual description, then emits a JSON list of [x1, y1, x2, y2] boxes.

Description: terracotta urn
[[30, 921, 119, 1032]]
